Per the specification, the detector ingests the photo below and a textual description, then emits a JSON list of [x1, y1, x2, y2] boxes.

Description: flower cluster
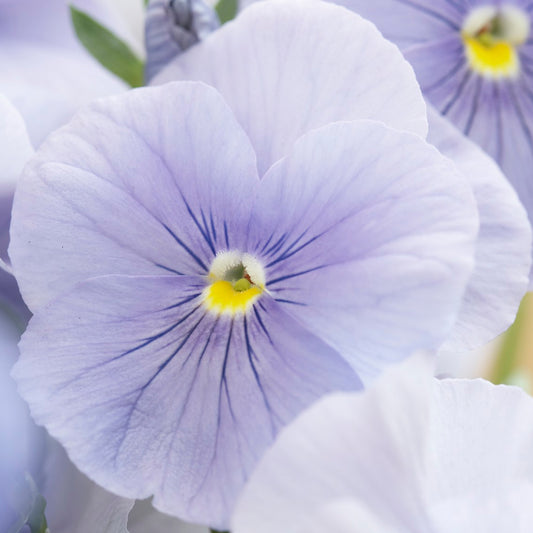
[[2, 0, 533, 532]]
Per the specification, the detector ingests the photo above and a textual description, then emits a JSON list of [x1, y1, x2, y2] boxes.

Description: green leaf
[[215, 0, 238, 24], [70, 6, 144, 88]]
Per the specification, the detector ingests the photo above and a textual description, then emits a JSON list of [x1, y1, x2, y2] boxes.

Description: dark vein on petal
[[243, 315, 277, 438], [395, 0, 460, 30], [422, 57, 466, 95], [155, 263, 184, 275], [253, 306, 273, 345], [224, 221, 230, 249], [113, 311, 208, 465], [441, 70, 473, 116], [178, 190, 216, 255], [274, 298, 306, 306], [268, 265, 328, 286], [163, 223, 208, 271], [464, 76, 483, 135], [509, 85, 533, 152]]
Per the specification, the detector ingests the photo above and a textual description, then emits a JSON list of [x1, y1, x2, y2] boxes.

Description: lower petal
[[13, 275, 360, 529]]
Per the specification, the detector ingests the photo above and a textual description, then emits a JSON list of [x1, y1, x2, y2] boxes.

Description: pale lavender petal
[[0, 94, 32, 319], [128, 500, 209, 533], [43, 440, 134, 533], [154, 0, 427, 175], [327, 0, 464, 48], [14, 275, 360, 529], [427, 379, 533, 508], [233, 357, 533, 532], [345, 0, 533, 285], [294, 500, 404, 533], [232, 354, 435, 533], [10, 82, 259, 310], [0, 42, 125, 146], [248, 120, 478, 381], [427, 107, 531, 354]]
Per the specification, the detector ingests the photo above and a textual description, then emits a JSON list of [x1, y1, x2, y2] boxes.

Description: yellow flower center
[[202, 252, 265, 315], [462, 5, 529, 79], [463, 36, 518, 78]]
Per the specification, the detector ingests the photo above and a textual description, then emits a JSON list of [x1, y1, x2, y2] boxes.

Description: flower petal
[[43, 440, 134, 533], [249, 120, 478, 381], [0, 93, 32, 318], [10, 82, 259, 310], [154, 0, 428, 175], [326, 0, 463, 48], [0, 41, 125, 146], [427, 107, 531, 354], [14, 274, 360, 529], [128, 500, 209, 533], [428, 379, 533, 508], [232, 354, 434, 533]]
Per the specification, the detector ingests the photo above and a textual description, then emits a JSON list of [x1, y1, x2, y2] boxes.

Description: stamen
[[203, 251, 265, 315], [462, 5, 530, 79]]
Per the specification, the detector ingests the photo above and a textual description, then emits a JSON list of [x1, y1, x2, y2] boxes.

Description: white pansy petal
[[232, 355, 434, 533]]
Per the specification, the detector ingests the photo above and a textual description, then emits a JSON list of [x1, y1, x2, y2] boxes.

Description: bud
[[145, 0, 220, 81]]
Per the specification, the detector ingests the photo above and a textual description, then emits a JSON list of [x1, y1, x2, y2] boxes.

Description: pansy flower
[[305, 0, 533, 281], [11, 1, 490, 528], [233, 354, 533, 533], [155, 0, 531, 355]]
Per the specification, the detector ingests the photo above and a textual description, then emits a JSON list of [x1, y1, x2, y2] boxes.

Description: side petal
[[427, 107, 531, 354], [232, 354, 435, 533], [13, 275, 360, 529], [154, 0, 428, 175], [9, 82, 259, 310], [249, 120, 478, 381]]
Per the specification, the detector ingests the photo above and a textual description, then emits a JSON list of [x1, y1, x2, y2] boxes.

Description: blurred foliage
[[492, 292, 533, 392], [216, 0, 238, 24], [70, 6, 144, 88]]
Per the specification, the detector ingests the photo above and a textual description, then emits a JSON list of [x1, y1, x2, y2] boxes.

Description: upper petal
[[9, 82, 259, 310], [248, 120, 478, 381], [154, 0, 428, 175], [427, 107, 531, 355]]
